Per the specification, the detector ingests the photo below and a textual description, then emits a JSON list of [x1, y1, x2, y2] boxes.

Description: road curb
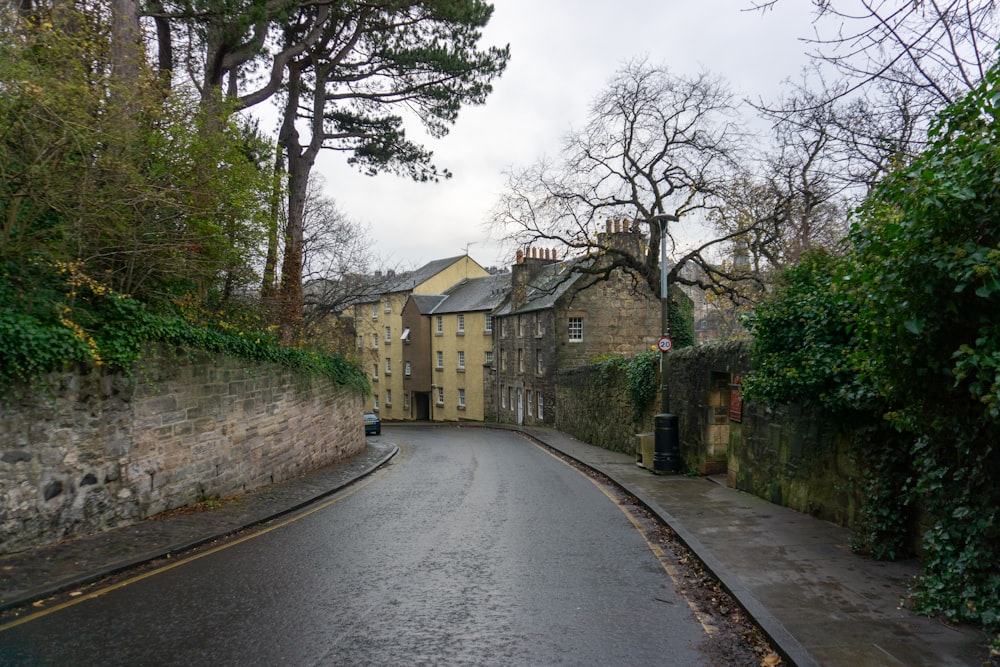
[[512, 426, 819, 667]]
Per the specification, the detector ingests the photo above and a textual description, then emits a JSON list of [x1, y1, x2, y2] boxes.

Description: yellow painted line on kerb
[[0, 451, 401, 633], [530, 439, 719, 639]]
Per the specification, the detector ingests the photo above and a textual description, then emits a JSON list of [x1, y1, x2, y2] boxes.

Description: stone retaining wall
[[554, 340, 863, 528], [0, 347, 364, 554]]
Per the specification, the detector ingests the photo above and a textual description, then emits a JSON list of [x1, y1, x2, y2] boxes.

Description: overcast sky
[[307, 1, 819, 271]]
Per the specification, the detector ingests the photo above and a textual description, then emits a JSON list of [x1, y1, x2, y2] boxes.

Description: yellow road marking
[[0, 459, 397, 632]]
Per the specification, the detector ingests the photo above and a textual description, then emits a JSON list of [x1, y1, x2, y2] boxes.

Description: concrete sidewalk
[[1, 426, 993, 666], [520, 426, 993, 667]]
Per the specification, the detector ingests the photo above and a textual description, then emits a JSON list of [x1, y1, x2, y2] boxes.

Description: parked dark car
[[364, 411, 381, 435]]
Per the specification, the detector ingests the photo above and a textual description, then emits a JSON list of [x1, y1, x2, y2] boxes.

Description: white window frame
[[458, 388, 466, 408], [501, 384, 507, 408], [385, 389, 392, 406], [518, 349, 524, 373], [485, 350, 494, 366], [538, 394, 544, 419], [485, 316, 493, 333], [384, 296, 391, 313], [403, 393, 410, 410], [518, 316, 524, 337], [436, 315, 443, 334], [436, 350, 444, 369], [457, 314, 465, 333], [405, 361, 412, 376], [527, 390, 532, 416], [436, 386, 444, 406], [457, 350, 465, 370], [373, 395, 379, 410], [372, 333, 379, 349], [373, 363, 378, 380], [536, 317, 543, 337], [372, 303, 378, 320], [536, 349, 543, 374], [385, 326, 391, 343], [385, 357, 391, 375], [568, 317, 583, 342]]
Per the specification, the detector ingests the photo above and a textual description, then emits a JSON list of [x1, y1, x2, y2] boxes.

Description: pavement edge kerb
[[0, 444, 399, 613], [511, 426, 820, 667]]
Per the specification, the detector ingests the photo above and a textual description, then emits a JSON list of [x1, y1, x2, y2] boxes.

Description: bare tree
[[300, 180, 383, 318], [491, 58, 756, 300]]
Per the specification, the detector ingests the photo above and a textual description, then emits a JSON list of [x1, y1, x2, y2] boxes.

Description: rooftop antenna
[[462, 241, 477, 256]]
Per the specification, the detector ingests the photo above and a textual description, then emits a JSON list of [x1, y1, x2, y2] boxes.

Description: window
[[518, 349, 524, 373], [435, 315, 443, 335], [385, 358, 392, 375], [538, 393, 544, 419], [385, 326, 391, 343], [485, 351, 494, 366], [485, 316, 493, 333], [357, 336, 363, 350], [536, 317, 543, 337], [507, 386, 513, 410], [518, 316, 524, 337], [401, 327, 411, 342], [403, 393, 410, 410], [500, 349, 506, 371], [373, 395, 379, 410], [458, 388, 466, 409], [372, 333, 379, 349], [436, 351, 443, 369], [527, 390, 532, 416], [501, 384, 506, 408], [436, 387, 444, 405], [385, 389, 392, 406], [500, 318, 507, 338], [568, 317, 583, 341], [457, 314, 465, 333], [405, 361, 412, 376], [384, 296, 391, 313], [373, 364, 378, 380], [372, 303, 378, 320], [457, 351, 465, 370], [536, 349, 543, 374]]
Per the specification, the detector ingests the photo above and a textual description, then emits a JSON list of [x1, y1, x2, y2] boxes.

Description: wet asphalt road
[[1, 427, 713, 666]]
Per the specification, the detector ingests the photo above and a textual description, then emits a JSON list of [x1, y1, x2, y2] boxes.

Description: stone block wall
[[666, 341, 750, 475], [554, 364, 655, 454], [0, 347, 365, 554], [554, 340, 864, 529]]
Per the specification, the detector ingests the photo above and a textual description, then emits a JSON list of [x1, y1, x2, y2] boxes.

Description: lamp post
[[649, 213, 679, 413]]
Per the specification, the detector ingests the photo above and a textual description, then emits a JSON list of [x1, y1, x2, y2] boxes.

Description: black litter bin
[[653, 413, 681, 473]]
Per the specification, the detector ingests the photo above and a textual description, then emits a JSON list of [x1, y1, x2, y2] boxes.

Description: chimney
[[510, 245, 559, 309]]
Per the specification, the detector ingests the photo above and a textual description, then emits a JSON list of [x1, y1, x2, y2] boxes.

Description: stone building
[[487, 223, 662, 426]]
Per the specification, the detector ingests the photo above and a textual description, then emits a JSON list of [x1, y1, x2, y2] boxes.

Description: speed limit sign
[[657, 336, 673, 352]]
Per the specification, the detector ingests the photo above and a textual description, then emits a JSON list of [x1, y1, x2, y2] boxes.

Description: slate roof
[[385, 255, 467, 293], [492, 256, 594, 316], [408, 294, 448, 314], [431, 273, 512, 314]]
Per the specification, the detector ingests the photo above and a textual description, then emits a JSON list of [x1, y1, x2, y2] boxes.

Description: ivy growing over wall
[[744, 64, 1000, 632], [0, 260, 370, 396]]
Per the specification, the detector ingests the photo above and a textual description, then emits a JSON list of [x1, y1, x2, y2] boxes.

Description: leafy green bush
[[0, 261, 369, 396], [744, 63, 1000, 632]]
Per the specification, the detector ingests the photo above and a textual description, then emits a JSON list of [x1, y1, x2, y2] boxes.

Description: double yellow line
[[0, 460, 396, 632]]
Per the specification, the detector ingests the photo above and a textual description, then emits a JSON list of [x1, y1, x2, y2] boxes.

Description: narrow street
[[0, 427, 758, 666]]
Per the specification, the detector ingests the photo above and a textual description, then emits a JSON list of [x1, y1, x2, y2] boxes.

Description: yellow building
[[353, 255, 490, 420], [419, 273, 510, 421]]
